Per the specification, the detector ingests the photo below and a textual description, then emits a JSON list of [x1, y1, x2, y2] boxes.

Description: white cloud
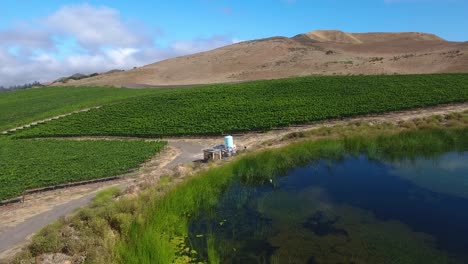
[[0, 4, 237, 87], [45, 4, 151, 49], [105, 48, 140, 66], [0, 28, 52, 51], [170, 35, 238, 55]]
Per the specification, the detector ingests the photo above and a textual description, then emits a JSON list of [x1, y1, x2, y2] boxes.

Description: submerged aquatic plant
[[206, 234, 220, 264]]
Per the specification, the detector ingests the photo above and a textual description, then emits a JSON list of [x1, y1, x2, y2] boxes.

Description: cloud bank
[[0, 4, 237, 87]]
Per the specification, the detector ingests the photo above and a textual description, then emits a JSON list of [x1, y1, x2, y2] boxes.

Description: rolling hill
[[52, 30, 468, 87]]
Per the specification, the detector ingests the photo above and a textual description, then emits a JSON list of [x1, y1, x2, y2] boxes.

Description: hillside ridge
[[305, 30, 445, 44], [52, 30, 467, 87]]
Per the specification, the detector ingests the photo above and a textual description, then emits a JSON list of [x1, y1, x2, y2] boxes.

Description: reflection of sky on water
[[388, 152, 468, 199], [189, 152, 468, 263]]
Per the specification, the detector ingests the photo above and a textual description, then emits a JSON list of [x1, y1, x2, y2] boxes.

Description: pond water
[[188, 152, 468, 263]]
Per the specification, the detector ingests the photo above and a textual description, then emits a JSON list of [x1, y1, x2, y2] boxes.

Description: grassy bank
[[0, 139, 165, 201], [12, 111, 468, 263], [12, 73, 468, 138], [117, 128, 468, 264]]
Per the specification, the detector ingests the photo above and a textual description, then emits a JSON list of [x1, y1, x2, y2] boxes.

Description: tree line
[[0, 81, 43, 92]]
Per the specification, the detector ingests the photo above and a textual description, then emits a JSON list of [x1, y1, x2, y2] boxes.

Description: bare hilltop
[[53, 30, 468, 87]]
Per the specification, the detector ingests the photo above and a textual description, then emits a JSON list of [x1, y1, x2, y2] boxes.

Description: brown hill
[[306, 30, 364, 44], [54, 30, 468, 87], [305, 30, 444, 44]]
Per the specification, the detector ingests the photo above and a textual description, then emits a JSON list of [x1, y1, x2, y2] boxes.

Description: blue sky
[[1, 0, 467, 86]]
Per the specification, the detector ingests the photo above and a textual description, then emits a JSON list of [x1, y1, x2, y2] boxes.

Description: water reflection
[[189, 152, 468, 263], [389, 152, 468, 198]]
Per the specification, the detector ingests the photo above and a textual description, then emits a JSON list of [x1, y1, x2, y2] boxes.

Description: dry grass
[[53, 31, 468, 87]]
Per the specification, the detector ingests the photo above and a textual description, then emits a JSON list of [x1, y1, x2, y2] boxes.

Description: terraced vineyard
[[0, 138, 165, 201], [13, 74, 468, 138], [0, 86, 161, 131]]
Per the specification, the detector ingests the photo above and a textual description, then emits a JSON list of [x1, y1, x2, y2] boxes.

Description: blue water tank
[[224, 135, 234, 148]]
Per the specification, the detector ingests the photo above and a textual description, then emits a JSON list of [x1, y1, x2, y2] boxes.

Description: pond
[[188, 152, 468, 263]]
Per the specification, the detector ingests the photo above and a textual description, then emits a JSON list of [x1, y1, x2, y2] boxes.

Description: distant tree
[[0, 81, 43, 92]]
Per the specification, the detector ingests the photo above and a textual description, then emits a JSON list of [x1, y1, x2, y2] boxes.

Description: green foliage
[[93, 186, 122, 206], [207, 234, 220, 264], [28, 220, 65, 255], [0, 138, 165, 200], [117, 128, 468, 263], [16, 187, 147, 264], [235, 139, 345, 185], [116, 164, 236, 264], [14, 122, 468, 263], [0, 86, 161, 131], [13, 74, 468, 138]]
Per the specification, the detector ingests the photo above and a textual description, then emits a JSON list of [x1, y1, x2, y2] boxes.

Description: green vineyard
[[13, 74, 468, 138], [0, 139, 165, 200], [0, 86, 162, 131]]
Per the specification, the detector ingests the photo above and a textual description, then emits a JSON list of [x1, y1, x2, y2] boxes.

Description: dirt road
[[1, 102, 468, 260], [1, 106, 101, 135]]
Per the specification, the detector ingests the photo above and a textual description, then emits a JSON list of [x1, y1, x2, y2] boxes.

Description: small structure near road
[[203, 135, 237, 162], [203, 148, 223, 161]]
